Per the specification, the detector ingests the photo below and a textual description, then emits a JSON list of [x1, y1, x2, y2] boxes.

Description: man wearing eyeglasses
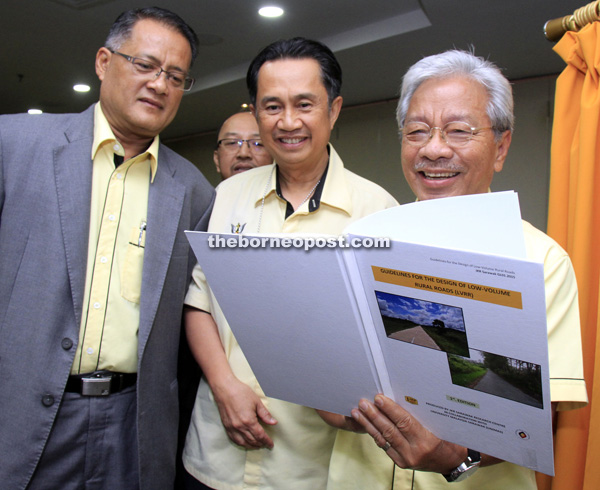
[[0, 7, 214, 490], [324, 50, 587, 490], [213, 112, 274, 180]]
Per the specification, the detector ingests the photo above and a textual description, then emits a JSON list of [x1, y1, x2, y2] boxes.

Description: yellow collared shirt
[[183, 144, 399, 490], [71, 102, 158, 374]]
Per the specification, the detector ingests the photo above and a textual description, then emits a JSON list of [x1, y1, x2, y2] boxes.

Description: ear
[[95, 47, 112, 82], [328, 96, 343, 129], [493, 130, 512, 173], [213, 150, 221, 174]]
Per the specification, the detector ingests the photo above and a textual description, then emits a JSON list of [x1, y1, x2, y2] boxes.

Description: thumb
[[256, 402, 278, 425]]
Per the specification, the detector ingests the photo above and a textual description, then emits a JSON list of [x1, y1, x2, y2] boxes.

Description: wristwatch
[[443, 449, 481, 482]]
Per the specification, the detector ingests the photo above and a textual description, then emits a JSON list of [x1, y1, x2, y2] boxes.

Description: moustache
[[413, 160, 464, 173]]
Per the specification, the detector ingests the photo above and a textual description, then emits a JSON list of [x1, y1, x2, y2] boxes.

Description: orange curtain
[[539, 22, 600, 490]]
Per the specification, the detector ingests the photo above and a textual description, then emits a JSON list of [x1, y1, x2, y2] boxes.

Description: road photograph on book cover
[[375, 290, 469, 356], [374, 290, 544, 409]]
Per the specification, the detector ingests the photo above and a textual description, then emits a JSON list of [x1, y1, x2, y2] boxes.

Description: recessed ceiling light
[[28, 109, 43, 115], [259, 6, 284, 18], [73, 84, 90, 92]]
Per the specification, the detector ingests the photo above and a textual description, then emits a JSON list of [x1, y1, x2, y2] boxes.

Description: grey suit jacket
[[0, 105, 215, 489]]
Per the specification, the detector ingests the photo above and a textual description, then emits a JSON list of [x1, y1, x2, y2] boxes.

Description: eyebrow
[[221, 131, 261, 138], [259, 93, 319, 105], [259, 96, 281, 106], [405, 113, 479, 124], [294, 92, 318, 101]]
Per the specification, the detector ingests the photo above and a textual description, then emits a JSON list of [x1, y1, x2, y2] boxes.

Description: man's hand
[[351, 394, 468, 473], [184, 307, 277, 449], [212, 376, 277, 449]]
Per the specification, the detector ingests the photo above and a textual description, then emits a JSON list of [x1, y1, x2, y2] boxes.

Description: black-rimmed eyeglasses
[[217, 139, 266, 153]]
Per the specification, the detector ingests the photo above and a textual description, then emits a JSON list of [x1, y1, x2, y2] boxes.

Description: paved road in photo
[[389, 326, 441, 350], [473, 370, 542, 407]]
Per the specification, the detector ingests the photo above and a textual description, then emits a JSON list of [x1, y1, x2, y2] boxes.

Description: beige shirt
[[327, 220, 588, 490], [183, 145, 399, 490], [71, 103, 158, 374]]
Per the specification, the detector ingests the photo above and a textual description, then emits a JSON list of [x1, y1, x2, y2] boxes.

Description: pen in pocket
[[138, 221, 146, 247]]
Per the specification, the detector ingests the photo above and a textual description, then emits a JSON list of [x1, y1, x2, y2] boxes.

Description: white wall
[[167, 75, 557, 231]]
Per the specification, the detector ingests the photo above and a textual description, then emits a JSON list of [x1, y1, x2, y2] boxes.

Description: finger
[[251, 428, 274, 449], [352, 406, 406, 467], [351, 404, 389, 449], [343, 415, 367, 433], [236, 428, 270, 449], [374, 395, 421, 444], [239, 419, 273, 449], [358, 398, 403, 440], [375, 395, 411, 426], [228, 429, 261, 449]]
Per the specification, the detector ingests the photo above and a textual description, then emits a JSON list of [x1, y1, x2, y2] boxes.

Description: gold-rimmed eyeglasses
[[400, 121, 494, 148], [217, 139, 266, 153], [109, 49, 195, 91]]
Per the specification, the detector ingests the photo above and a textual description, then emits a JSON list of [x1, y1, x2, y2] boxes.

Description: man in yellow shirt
[[182, 38, 397, 490], [0, 7, 214, 489], [325, 49, 587, 490]]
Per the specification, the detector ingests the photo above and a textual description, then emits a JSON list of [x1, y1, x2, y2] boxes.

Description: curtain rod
[[544, 0, 600, 41]]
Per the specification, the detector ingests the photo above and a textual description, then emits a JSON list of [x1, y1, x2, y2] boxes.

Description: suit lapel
[[53, 108, 94, 327], [138, 149, 185, 357]]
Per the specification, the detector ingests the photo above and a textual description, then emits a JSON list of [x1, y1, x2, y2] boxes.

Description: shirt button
[[41, 394, 55, 407], [86, 347, 94, 355], [108, 214, 116, 221], [93, 302, 101, 309], [113, 144, 120, 152], [61, 338, 73, 350], [100, 256, 107, 264], [116, 173, 123, 180]]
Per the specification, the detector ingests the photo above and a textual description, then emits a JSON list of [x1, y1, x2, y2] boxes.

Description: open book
[[186, 191, 553, 475]]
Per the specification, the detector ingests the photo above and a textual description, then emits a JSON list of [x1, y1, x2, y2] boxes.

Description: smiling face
[[95, 18, 191, 148], [251, 58, 342, 172], [214, 112, 273, 179], [401, 76, 511, 201]]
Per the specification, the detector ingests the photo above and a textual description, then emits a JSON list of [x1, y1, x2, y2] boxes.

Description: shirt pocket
[[121, 224, 145, 303]]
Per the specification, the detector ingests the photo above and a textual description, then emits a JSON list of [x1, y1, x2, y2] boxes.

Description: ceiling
[[0, 0, 584, 141]]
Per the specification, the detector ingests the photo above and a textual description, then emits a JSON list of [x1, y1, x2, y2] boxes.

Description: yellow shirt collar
[[91, 102, 159, 182], [253, 145, 352, 216]]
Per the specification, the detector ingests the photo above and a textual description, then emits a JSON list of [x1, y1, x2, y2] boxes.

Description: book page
[[185, 231, 382, 415], [344, 191, 526, 258]]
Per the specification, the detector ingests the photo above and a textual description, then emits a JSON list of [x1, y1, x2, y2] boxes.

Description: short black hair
[[105, 7, 199, 67], [246, 37, 342, 107]]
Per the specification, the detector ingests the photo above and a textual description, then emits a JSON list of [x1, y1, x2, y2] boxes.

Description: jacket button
[[61, 338, 74, 350], [41, 394, 55, 407]]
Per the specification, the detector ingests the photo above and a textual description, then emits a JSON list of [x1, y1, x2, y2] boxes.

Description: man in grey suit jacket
[[0, 7, 214, 490]]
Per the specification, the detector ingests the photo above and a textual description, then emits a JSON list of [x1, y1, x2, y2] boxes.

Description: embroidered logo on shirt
[[231, 223, 246, 234]]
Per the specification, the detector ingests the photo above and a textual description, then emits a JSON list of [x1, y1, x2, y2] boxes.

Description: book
[[186, 191, 553, 475]]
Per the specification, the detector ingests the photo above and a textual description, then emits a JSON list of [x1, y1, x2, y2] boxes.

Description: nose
[[237, 140, 252, 157], [146, 69, 169, 94], [419, 128, 453, 160], [278, 108, 302, 131]]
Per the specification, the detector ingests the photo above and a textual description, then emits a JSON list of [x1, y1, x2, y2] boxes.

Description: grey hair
[[104, 7, 199, 66], [397, 50, 514, 140]]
